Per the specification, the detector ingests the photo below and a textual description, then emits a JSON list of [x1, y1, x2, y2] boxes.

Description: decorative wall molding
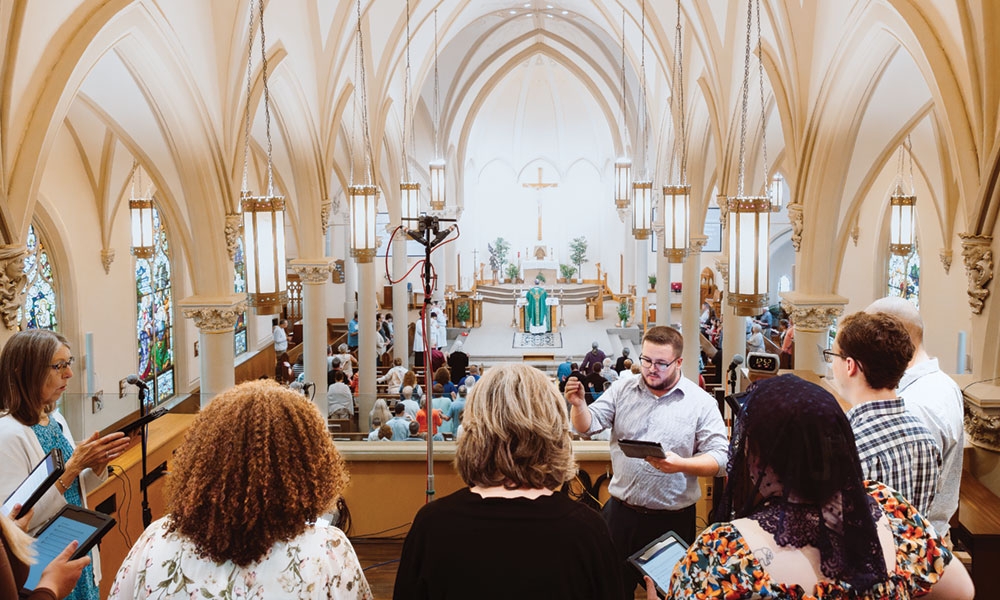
[[849, 222, 860, 246], [965, 402, 1000, 451], [714, 257, 729, 288], [179, 295, 247, 333], [689, 235, 708, 255], [224, 213, 242, 262], [715, 194, 728, 230], [100, 248, 115, 274], [0, 246, 27, 330], [939, 248, 953, 274], [959, 233, 993, 314], [787, 202, 803, 252], [779, 291, 848, 333]]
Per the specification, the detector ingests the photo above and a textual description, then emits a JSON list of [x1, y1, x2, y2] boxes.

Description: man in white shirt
[[273, 319, 289, 353], [866, 296, 964, 540]]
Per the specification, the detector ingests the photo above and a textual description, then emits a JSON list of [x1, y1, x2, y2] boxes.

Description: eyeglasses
[[821, 349, 846, 364], [638, 354, 679, 372], [50, 357, 75, 372]]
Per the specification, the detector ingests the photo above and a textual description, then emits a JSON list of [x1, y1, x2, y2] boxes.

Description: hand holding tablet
[[618, 439, 667, 459]]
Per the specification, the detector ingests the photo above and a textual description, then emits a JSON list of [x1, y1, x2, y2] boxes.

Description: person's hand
[[35, 540, 90, 598], [69, 430, 131, 475], [10, 504, 32, 532], [644, 576, 662, 600], [564, 377, 586, 408], [646, 451, 686, 474]]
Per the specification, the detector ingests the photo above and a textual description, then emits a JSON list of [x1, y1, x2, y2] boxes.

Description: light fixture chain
[[674, 0, 686, 184], [241, 0, 256, 193], [736, 0, 753, 197], [357, 0, 375, 184], [433, 9, 440, 158], [906, 134, 915, 193], [640, 0, 648, 177], [402, 0, 411, 180], [755, 0, 768, 196], [257, 0, 274, 196], [620, 8, 626, 139]]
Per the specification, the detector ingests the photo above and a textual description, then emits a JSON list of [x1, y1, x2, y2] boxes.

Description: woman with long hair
[[657, 374, 972, 599], [110, 380, 371, 599], [0, 330, 130, 600]]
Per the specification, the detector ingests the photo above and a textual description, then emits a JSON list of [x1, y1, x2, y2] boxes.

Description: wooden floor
[[352, 538, 647, 598]]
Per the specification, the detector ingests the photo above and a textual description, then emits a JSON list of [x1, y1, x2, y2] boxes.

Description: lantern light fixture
[[128, 162, 155, 259], [632, 0, 653, 239], [889, 137, 917, 256], [349, 184, 379, 263], [662, 0, 689, 263], [428, 9, 446, 211], [614, 9, 631, 210], [399, 0, 421, 224]]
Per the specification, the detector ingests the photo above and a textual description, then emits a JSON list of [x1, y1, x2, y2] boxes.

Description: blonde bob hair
[[455, 363, 576, 490]]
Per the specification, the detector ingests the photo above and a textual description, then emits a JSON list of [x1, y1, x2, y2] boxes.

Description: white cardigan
[[0, 411, 109, 582]]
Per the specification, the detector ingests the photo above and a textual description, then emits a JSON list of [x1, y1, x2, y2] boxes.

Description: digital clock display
[[746, 352, 780, 373]]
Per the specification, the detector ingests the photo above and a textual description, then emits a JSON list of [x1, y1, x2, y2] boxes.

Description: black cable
[[962, 376, 1000, 393], [363, 559, 401, 571], [349, 522, 412, 539], [108, 464, 134, 548]]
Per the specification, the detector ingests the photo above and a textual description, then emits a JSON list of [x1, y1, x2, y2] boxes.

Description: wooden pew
[[950, 468, 1000, 595]]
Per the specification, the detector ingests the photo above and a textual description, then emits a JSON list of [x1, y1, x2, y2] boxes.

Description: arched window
[[135, 206, 175, 407], [234, 237, 248, 356], [18, 224, 58, 330], [887, 242, 920, 308]]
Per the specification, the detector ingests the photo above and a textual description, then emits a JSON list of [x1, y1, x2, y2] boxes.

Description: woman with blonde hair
[[109, 380, 371, 599], [368, 398, 392, 433], [394, 363, 621, 599]]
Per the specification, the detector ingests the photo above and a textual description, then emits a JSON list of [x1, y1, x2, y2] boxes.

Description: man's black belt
[[613, 496, 690, 515]]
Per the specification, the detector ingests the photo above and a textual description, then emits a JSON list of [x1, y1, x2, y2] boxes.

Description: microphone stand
[[134, 384, 152, 528]]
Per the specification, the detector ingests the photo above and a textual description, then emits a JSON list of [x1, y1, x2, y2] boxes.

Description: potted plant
[[569, 236, 588, 282], [505, 262, 520, 283], [456, 301, 471, 327], [534, 272, 546, 284], [488, 237, 511, 284], [617, 300, 630, 327], [648, 274, 657, 290], [559, 263, 576, 282]]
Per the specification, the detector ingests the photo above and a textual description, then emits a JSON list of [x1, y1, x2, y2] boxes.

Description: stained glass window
[[234, 236, 248, 356], [136, 207, 174, 408], [18, 224, 58, 330], [887, 242, 920, 308]]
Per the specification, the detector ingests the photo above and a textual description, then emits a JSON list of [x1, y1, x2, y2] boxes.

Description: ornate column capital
[[224, 213, 242, 262], [960, 378, 1000, 451], [179, 294, 247, 333], [0, 245, 27, 330], [689, 235, 708, 255], [714, 257, 729, 288], [289, 259, 333, 284], [959, 233, 993, 314], [779, 290, 848, 332], [101, 247, 116, 274], [786, 202, 804, 252], [321, 198, 333, 232], [715, 194, 728, 230], [616, 207, 629, 223], [939, 248, 953, 274]]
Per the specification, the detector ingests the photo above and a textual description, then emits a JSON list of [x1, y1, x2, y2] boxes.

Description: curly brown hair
[[165, 380, 349, 566], [456, 363, 576, 490]]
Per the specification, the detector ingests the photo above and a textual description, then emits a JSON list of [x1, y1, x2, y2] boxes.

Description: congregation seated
[[386, 403, 411, 441], [109, 380, 371, 598], [651, 374, 972, 599], [327, 370, 354, 420], [398, 386, 420, 421], [394, 363, 622, 599]]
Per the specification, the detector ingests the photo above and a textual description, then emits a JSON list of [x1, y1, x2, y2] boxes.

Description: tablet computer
[[628, 530, 689, 596], [618, 438, 666, 459], [22, 505, 115, 592], [2, 448, 64, 519]]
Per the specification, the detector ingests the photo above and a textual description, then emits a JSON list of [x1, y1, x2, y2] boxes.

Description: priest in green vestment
[[525, 281, 549, 333]]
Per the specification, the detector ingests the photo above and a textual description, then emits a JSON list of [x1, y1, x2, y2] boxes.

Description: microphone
[[126, 374, 149, 390], [405, 229, 428, 245], [431, 224, 456, 247], [727, 354, 745, 373]]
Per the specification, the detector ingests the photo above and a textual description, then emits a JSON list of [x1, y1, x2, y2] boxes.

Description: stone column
[[681, 236, 708, 381], [290, 259, 332, 418], [0, 245, 27, 345], [717, 258, 745, 392], [357, 260, 377, 429], [179, 295, 246, 406], [779, 291, 848, 375], [392, 235, 409, 366]]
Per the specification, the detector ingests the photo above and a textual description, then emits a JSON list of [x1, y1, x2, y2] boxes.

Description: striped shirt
[[847, 397, 941, 518]]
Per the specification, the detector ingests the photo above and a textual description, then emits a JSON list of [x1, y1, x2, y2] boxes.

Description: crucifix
[[522, 167, 558, 241]]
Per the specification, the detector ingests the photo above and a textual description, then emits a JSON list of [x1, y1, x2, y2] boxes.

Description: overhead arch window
[[887, 241, 920, 308], [18, 224, 59, 331], [234, 236, 248, 356], [135, 206, 175, 406]]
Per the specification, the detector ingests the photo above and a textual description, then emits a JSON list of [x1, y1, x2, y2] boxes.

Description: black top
[[393, 488, 622, 599], [447, 351, 469, 385]]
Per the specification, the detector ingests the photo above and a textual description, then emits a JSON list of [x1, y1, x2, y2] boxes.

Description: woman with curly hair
[[393, 363, 621, 599], [109, 380, 371, 599]]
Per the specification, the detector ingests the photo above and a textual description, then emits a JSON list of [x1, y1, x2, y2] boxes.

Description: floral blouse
[[108, 517, 372, 600], [667, 482, 952, 599]]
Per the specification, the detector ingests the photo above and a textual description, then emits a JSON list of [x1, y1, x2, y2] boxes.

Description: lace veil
[[715, 374, 887, 590]]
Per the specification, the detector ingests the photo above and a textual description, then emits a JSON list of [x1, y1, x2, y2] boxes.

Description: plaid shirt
[[848, 397, 942, 518]]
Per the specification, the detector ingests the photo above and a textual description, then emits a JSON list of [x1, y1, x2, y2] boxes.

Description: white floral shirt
[[109, 517, 372, 600]]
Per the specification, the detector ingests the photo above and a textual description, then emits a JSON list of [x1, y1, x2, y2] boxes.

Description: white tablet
[[2, 448, 64, 519], [628, 530, 689, 596]]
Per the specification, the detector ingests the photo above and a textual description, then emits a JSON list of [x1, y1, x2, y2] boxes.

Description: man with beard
[[564, 325, 728, 599]]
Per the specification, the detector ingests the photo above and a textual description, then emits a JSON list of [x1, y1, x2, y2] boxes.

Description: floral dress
[[31, 420, 100, 600], [667, 482, 952, 598], [108, 517, 372, 599]]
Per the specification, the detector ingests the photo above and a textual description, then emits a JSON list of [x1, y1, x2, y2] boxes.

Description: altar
[[521, 259, 559, 283]]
